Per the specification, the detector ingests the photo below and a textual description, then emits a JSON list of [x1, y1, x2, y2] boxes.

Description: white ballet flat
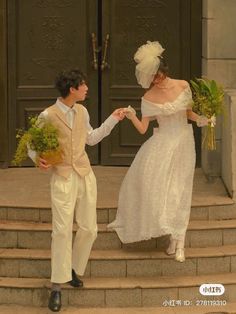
[[166, 247, 175, 255], [166, 239, 177, 255], [175, 248, 185, 262]]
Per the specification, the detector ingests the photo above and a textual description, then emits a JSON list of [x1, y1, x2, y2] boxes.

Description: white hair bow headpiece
[[134, 41, 165, 88]]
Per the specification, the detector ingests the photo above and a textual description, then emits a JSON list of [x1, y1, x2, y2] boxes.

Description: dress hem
[[107, 226, 186, 244]]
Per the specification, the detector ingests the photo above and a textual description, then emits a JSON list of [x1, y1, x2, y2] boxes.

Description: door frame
[[190, 0, 202, 166], [0, 0, 8, 166]]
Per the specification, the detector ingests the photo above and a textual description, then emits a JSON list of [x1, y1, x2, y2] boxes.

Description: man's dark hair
[[55, 69, 87, 98]]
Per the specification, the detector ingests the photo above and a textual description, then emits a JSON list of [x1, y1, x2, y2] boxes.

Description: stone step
[[1, 219, 236, 250], [0, 304, 236, 314], [1, 203, 236, 224], [0, 273, 236, 307], [0, 167, 233, 209], [1, 245, 236, 279]]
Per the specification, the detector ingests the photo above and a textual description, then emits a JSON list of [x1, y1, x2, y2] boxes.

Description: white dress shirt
[[28, 98, 119, 162]]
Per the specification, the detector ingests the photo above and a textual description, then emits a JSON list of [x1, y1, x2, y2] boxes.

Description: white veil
[[134, 41, 165, 89]]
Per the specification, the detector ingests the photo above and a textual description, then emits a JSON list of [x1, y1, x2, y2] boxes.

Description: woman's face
[[153, 71, 166, 85]]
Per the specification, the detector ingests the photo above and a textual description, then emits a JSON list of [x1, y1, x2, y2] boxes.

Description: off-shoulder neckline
[[142, 86, 190, 106]]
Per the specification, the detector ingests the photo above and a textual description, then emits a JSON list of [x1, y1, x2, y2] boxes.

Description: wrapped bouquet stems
[[202, 124, 216, 150], [190, 78, 224, 151]]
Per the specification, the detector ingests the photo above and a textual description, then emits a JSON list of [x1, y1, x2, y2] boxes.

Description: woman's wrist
[[196, 115, 208, 127]]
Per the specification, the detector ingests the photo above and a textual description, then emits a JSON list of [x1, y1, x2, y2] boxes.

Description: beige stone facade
[[202, 0, 236, 199], [222, 91, 236, 200]]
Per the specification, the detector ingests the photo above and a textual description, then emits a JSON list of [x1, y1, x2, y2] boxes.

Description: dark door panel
[[6, 0, 201, 166], [7, 0, 98, 164], [101, 0, 201, 165]]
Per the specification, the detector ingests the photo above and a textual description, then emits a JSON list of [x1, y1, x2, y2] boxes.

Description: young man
[[35, 69, 125, 312]]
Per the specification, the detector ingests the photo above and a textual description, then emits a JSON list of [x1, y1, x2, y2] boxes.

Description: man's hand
[[112, 108, 126, 121], [38, 157, 52, 170]]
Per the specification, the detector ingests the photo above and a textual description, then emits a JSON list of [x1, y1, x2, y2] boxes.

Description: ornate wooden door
[[7, 0, 99, 165], [101, 0, 202, 165], [6, 0, 201, 166]]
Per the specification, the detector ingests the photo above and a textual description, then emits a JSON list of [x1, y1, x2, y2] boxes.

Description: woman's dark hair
[[157, 57, 169, 76], [55, 69, 87, 98]]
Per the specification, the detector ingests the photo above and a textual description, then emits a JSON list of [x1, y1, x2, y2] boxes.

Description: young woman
[[108, 41, 208, 262]]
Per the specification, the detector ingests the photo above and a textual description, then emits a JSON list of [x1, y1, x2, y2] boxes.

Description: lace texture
[[108, 88, 196, 243]]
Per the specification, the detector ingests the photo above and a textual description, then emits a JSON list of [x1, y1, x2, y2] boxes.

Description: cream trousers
[[50, 169, 97, 283]]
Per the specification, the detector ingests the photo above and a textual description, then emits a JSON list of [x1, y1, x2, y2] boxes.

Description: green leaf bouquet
[[12, 115, 63, 166], [190, 78, 225, 150]]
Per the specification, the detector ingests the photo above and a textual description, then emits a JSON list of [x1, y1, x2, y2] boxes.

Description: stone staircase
[[0, 168, 236, 313], [1, 204, 236, 312]]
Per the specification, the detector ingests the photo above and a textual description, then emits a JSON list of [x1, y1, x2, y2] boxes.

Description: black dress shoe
[[48, 290, 61, 312], [68, 269, 83, 287]]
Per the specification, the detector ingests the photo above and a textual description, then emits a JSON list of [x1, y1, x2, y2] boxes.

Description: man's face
[[71, 82, 88, 101]]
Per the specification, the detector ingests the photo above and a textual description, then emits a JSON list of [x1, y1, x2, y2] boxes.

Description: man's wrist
[[106, 114, 119, 126]]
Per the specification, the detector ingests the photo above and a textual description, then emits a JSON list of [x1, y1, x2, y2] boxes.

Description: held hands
[[112, 106, 137, 121], [112, 108, 126, 121], [123, 106, 136, 120]]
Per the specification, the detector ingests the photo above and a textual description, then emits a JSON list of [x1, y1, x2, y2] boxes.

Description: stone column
[[202, 0, 236, 177], [222, 91, 236, 200]]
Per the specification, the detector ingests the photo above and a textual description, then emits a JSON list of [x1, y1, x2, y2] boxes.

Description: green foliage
[[29, 120, 60, 153], [190, 78, 225, 151], [190, 78, 224, 118], [12, 133, 32, 166], [12, 115, 60, 166]]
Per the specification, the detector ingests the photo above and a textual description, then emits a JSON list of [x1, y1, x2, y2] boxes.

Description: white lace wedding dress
[[108, 86, 196, 243]]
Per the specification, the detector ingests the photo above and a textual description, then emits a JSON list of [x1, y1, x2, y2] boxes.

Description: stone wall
[[222, 90, 236, 200], [202, 0, 236, 177]]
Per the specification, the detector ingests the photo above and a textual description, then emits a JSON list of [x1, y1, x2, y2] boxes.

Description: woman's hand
[[196, 115, 209, 127], [123, 106, 136, 120]]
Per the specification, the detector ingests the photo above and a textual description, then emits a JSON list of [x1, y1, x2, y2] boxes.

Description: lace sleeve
[[185, 85, 194, 109]]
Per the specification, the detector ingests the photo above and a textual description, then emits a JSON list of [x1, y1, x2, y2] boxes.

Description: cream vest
[[47, 103, 91, 178]]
